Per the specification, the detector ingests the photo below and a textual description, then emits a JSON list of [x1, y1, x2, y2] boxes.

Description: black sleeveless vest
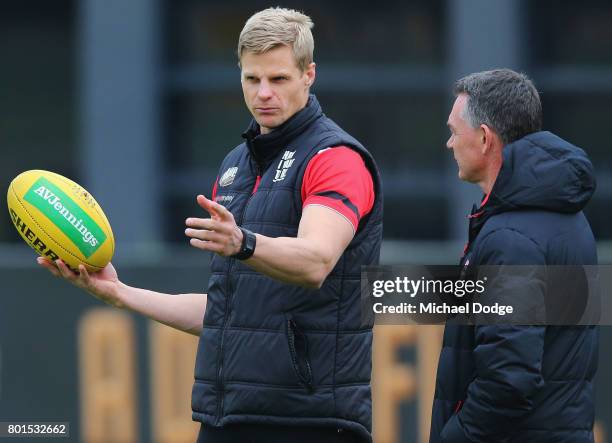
[[191, 96, 383, 442]]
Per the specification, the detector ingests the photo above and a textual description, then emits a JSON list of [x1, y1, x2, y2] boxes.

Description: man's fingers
[[185, 228, 225, 243], [37, 257, 61, 277], [77, 264, 91, 284], [38, 257, 91, 284], [185, 217, 216, 230], [196, 194, 219, 217], [188, 195, 238, 257], [189, 238, 224, 253], [197, 195, 233, 221], [185, 217, 233, 235], [56, 259, 78, 281]]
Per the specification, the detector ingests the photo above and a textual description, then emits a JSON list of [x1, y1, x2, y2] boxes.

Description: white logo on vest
[[219, 167, 238, 187], [273, 150, 296, 183]]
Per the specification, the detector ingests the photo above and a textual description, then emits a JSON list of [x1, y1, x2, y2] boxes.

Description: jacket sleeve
[[440, 228, 547, 443]]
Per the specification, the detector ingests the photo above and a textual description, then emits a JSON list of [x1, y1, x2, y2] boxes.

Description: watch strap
[[233, 227, 256, 260]]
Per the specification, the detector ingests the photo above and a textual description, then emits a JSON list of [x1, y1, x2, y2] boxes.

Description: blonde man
[[39, 7, 382, 443]]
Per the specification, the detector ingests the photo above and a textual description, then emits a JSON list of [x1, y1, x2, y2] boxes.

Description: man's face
[[446, 94, 487, 183], [240, 45, 315, 134]]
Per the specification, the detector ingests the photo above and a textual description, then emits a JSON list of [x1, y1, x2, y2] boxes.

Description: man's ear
[[305, 62, 316, 88], [480, 124, 500, 155]]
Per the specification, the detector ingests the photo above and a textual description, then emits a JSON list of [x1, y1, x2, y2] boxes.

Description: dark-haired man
[[430, 69, 598, 443]]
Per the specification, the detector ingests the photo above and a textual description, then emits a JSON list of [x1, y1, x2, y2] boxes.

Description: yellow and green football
[[7, 170, 114, 272]]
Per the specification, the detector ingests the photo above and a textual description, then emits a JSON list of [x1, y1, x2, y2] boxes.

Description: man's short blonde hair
[[237, 7, 314, 72]]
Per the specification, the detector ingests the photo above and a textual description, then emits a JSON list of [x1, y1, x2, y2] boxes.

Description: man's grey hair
[[454, 68, 542, 145], [237, 7, 314, 72]]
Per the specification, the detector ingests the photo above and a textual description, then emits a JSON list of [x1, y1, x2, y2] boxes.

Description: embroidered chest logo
[[214, 195, 234, 204], [273, 150, 296, 183], [219, 167, 238, 187]]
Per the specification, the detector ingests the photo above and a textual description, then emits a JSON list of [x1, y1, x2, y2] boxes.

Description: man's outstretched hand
[[37, 258, 124, 307], [185, 194, 244, 257]]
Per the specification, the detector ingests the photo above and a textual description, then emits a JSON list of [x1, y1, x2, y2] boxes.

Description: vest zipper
[[215, 164, 262, 425], [215, 260, 233, 424]]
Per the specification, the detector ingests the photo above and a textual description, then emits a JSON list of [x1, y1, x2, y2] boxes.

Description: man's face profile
[[240, 45, 315, 134], [446, 93, 486, 183]]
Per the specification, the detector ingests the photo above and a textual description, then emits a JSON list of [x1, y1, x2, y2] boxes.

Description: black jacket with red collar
[[430, 131, 598, 443]]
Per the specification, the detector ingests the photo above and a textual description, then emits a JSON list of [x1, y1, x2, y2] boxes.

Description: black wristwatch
[[232, 227, 256, 260]]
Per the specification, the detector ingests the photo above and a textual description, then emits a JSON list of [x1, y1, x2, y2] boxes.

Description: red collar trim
[[480, 190, 492, 208], [467, 191, 492, 219]]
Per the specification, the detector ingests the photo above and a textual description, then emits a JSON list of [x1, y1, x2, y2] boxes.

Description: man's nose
[[257, 81, 273, 100]]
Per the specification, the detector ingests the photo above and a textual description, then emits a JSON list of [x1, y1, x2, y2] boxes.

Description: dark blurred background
[[2, 0, 611, 247], [1, 1, 611, 442]]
